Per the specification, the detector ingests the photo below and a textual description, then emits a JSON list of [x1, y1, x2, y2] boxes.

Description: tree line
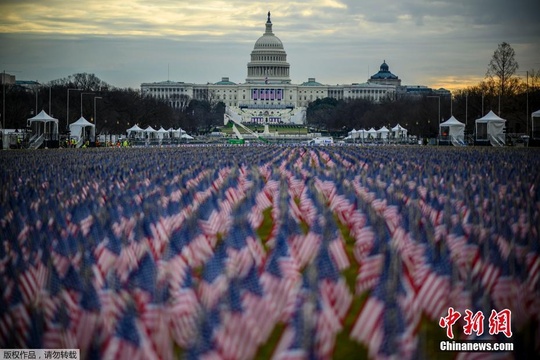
[[1, 73, 224, 136]]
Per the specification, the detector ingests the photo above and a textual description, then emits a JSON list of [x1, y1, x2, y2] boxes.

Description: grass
[[333, 293, 370, 359], [255, 323, 287, 359], [257, 207, 274, 251], [250, 189, 474, 358]]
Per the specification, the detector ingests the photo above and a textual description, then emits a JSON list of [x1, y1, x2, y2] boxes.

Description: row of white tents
[[346, 124, 408, 140], [126, 124, 194, 140], [345, 111, 509, 146], [24, 110, 96, 143], [20, 110, 193, 148], [441, 110, 507, 146]]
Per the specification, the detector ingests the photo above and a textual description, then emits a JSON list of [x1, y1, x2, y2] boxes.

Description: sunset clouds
[[1, 0, 538, 90]]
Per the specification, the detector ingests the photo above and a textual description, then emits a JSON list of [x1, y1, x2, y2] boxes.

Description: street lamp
[[34, 83, 39, 116], [2, 71, 5, 133], [94, 96, 102, 142], [526, 71, 529, 136], [67, 88, 82, 130], [427, 95, 441, 142], [517, 70, 530, 136], [81, 92, 94, 118]]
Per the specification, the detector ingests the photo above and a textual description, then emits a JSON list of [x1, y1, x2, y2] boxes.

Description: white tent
[[69, 116, 95, 143], [168, 127, 183, 138], [127, 124, 145, 139], [346, 129, 366, 141], [27, 110, 59, 148], [358, 129, 367, 140], [532, 109, 540, 140], [27, 109, 58, 123], [127, 124, 143, 132], [27, 110, 59, 134], [144, 126, 157, 139], [440, 116, 465, 143], [169, 127, 193, 140], [391, 124, 408, 138], [156, 127, 169, 140], [475, 110, 506, 145], [367, 127, 377, 139], [377, 126, 390, 139]]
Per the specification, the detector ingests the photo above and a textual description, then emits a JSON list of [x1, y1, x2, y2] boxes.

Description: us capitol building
[[141, 12, 448, 125]]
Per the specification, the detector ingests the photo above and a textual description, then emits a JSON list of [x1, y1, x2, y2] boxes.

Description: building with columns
[[141, 12, 419, 124]]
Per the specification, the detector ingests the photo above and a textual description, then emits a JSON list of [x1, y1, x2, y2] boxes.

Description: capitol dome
[[254, 22, 284, 49], [246, 12, 291, 84], [254, 34, 284, 49]]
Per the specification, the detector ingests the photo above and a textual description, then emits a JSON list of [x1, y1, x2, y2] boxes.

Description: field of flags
[[1, 145, 539, 359]]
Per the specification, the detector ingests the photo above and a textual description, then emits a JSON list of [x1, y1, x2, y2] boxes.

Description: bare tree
[[528, 68, 540, 91], [486, 42, 519, 98], [170, 94, 190, 112], [49, 73, 109, 92]]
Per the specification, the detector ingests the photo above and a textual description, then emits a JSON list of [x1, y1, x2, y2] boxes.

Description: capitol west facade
[[141, 12, 440, 125]]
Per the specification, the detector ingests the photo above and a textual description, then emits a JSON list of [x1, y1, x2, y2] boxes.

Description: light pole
[[2, 71, 5, 133], [94, 96, 102, 143], [518, 70, 530, 136], [465, 92, 468, 127], [80, 92, 94, 118], [67, 88, 82, 130], [427, 95, 441, 142], [482, 93, 484, 116], [35, 85, 39, 115]]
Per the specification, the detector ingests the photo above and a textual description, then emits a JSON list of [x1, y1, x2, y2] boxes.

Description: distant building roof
[[349, 82, 392, 88], [215, 77, 236, 85], [300, 78, 323, 86], [15, 80, 40, 86], [142, 80, 186, 86], [397, 85, 451, 97], [404, 85, 432, 93], [370, 60, 399, 80]]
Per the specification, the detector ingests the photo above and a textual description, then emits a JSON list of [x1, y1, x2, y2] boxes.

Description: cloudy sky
[[1, 0, 538, 91]]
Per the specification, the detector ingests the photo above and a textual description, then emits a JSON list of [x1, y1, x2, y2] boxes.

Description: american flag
[[1, 145, 539, 358]]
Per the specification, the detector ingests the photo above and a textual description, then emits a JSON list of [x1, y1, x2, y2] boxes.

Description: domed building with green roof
[[368, 60, 402, 86]]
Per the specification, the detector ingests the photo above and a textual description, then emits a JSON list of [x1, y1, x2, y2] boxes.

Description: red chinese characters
[[440, 308, 512, 339], [488, 309, 512, 338], [439, 307, 461, 339]]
